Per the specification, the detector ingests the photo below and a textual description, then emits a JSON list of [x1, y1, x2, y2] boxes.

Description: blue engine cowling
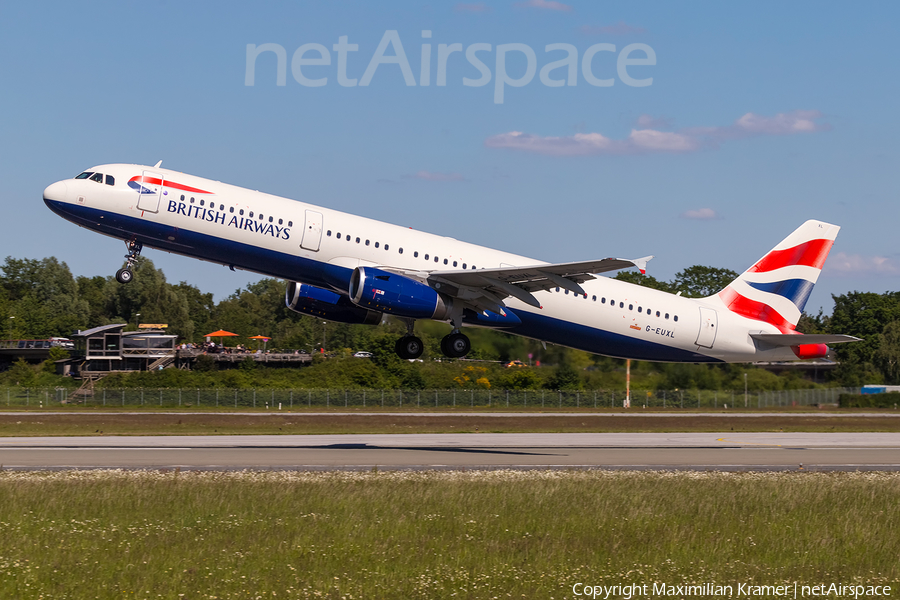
[[285, 281, 382, 325], [349, 267, 452, 320]]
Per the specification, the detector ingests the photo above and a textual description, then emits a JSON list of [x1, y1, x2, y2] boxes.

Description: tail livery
[[717, 220, 838, 333]]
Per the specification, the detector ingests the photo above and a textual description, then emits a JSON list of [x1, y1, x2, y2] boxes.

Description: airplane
[[43, 163, 858, 362]]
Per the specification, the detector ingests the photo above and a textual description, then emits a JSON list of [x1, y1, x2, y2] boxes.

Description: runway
[[2, 432, 900, 470]]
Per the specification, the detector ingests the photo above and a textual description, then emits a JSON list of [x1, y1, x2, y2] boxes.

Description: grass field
[[0, 411, 900, 436], [0, 469, 897, 599]]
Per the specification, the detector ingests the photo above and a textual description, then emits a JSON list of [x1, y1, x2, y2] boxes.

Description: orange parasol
[[249, 335, 270, 351], [204, 330, 239, 343], [204, 330, 239, 337]]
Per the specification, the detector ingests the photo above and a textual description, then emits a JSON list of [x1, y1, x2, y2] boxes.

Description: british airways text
[[167, 201, 291, 240]]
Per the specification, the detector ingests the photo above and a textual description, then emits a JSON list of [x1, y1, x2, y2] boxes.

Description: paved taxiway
[[2, 432, 900, 470]]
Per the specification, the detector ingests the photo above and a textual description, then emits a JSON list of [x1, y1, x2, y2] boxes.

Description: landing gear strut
[[439, 306, 471, 359], [115, 239, 143, 284]]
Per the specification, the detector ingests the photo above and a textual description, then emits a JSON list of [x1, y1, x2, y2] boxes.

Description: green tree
[[614, 271, 674, 292], [672, 266, 739, 298], [0, 256, 90, 337], [874, 321, 900, 385], [108, 259, 193, 339], [546, 361, 583, 390], [830, 291, 900, 386]]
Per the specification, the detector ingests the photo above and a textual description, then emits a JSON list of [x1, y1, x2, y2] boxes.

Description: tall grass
[[0, 470, 897, 598]]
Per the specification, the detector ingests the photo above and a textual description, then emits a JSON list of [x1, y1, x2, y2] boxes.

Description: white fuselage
[[43, 163, 802, 363]]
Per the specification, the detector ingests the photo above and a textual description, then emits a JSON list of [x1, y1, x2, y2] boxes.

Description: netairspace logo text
[[245, 30, 656, 104]]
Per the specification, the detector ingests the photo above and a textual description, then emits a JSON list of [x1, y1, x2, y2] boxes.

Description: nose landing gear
[[115, 239, 143, 284]]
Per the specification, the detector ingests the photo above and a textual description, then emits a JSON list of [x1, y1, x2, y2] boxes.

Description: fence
[[0, 386, 860, 409]]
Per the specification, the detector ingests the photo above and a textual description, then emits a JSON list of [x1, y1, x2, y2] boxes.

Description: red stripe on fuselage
[[129, 176, 212, 196], [718, 287, 794, 333], [748, 239, 833, 273]]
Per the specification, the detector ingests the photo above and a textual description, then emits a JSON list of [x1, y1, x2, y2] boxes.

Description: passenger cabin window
[[239, 209, 244, 215], [288, 221, 293, 227], [105, 175, 114, 186], [90, 173, 103, 183]]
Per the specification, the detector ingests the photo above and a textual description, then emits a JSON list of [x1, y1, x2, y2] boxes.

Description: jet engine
[[285, 281, 382, 325], [349, 267, 452, 320]]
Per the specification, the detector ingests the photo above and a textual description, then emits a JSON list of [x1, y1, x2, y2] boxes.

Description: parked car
[[353, 351, 373, 358]]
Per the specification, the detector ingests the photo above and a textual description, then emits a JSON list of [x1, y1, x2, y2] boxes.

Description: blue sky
[[1, 1, 898, 314]]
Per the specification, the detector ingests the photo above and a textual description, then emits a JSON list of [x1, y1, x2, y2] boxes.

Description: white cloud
[[680, 208, 719, 220], [485, 110, 829, 157], [824, 253, 900, 276], [514, 0, 573, 12], [579, 21, 646, 35], [401, 170, 466, 182], [484, 129, 698, 156]]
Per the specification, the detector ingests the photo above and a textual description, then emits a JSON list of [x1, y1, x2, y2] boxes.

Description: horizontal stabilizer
[[750, 333, 861, 347]]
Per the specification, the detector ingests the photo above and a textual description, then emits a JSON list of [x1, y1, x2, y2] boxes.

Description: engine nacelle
[[285, 281, 382, 325], [349, 267, 452, 320]]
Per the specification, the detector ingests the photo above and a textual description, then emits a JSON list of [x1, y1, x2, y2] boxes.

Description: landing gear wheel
[[395, 336, 424, 360], [440, 332, 471, 358], [115, 268, 133, 284], [116, 239, 143, 284]]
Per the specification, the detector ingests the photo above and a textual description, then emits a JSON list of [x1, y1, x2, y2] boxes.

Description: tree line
[[0, 256, 897, 388]]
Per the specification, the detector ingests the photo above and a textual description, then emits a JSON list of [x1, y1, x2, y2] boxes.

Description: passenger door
[[136, 171, 164, 213], [300, 210, 324, 251], [696, 307, 718, 348]]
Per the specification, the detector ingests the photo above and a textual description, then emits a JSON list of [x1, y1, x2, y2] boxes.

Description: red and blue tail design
[[716, 220, 839, 333]]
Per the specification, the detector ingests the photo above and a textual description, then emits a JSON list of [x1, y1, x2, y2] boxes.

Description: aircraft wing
[[386, 256, 652, 315], [750, 333, 861, 346]]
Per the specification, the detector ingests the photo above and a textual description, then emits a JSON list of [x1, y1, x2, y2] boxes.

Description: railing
[[0, 386, 861, 409]]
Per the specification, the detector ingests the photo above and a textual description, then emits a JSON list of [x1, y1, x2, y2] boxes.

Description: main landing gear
[[440, 331, 471, 358], [115, 239, 143, 284], [393, 318, 472, 360], [395, 318, 425, 360]]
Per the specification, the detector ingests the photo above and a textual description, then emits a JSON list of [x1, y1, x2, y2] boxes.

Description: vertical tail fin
[[717, 220, 840, 332]]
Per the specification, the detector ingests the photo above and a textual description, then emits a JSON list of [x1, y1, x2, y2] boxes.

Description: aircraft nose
[[43, 180, 68, 203]]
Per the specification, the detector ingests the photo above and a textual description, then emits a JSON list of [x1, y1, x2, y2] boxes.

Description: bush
[[838, 392, 900, 408]]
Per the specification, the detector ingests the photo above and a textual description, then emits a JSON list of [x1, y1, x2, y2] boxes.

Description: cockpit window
[[105, 175, 115, 186], [75, 172, 93, 179], [89, 173, 104, 183]]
